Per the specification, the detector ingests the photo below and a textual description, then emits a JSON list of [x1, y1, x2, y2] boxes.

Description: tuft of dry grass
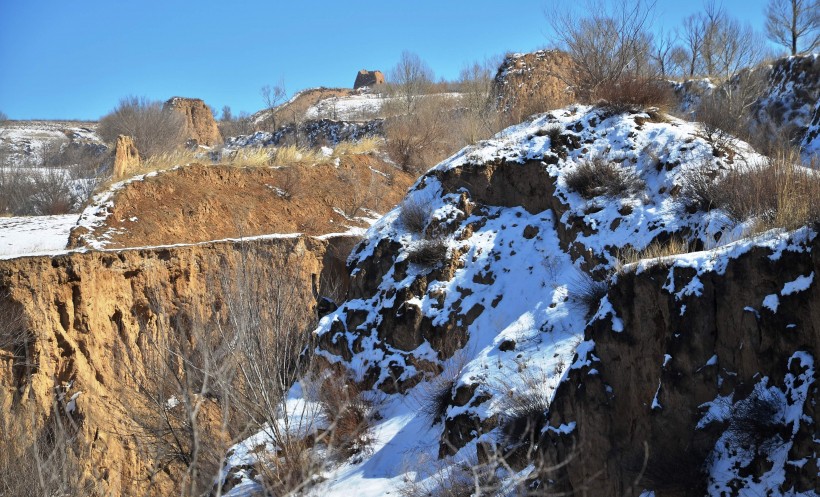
[[616, 237, 696, 269], [679, 151, 820, 232], [407, 238, 450, 266], [592, 77, 676, 115], [565, 155, 646, 199], [332, 137, 382, 157], [398, 196, 432, 234]]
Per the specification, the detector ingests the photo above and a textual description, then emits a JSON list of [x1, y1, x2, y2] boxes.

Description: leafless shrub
[[398, 196, 432, 234], [317, 377, 375, 460], [407, 238, 449, 266], [546, 0, 657, 101], [98, 96, 186, 159], [385, 96, 461, 174], [679, 152, 820, 230], [726, 384, 784, 449], [218, 112, 255, 139], [0, 386, 99, 496], [497, 392, 550, 460], [593, 77, 676, 114], [571, 273, 610, 319], [564, 156, 645, 199]]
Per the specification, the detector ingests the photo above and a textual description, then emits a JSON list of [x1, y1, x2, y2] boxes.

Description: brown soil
[[69, 154, 414, 249], [252, 87, 357, 128], [492, 50, 575, 121]]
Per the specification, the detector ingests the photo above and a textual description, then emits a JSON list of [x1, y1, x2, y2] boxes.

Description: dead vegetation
[[564, 155, 645, 199], [679, 151, 820, 231]]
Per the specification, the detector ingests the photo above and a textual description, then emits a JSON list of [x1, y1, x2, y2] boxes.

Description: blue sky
[[0, 0, 771, 120]]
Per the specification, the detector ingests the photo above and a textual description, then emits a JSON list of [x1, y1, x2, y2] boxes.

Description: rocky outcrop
[[542, 229, 819, 496], [353, 70, 385, 89], [164, 97, 222, 147], [0, 234, 350, 497], [491, 50, 575, 119], [112, 134, 139, 179]]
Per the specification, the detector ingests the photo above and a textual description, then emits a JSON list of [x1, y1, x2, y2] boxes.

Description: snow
[[221, 104, 820, 496], [781, 272, 814, 295], [0, 214, 78, 259], [763, 294, 780, 313], [304, 92, 462, 121]]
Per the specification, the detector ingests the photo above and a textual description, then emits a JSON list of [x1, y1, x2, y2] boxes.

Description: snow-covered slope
[[222, 105, 817, 496]]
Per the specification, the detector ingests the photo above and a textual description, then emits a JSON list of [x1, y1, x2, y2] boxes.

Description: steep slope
[[0, 234, 343, 497], [221, 105, 817, 496]]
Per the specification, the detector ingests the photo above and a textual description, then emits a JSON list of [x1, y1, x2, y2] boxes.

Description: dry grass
[[679, 152, 820, 231], [407, 238, 450, 266], [398, 196, 433, 234], [616, 237, 696, 269], [564, 156, 646, 199], [332, 137, 382, 156], [316, 376, 375, 460], [593, 77, 676, 114]]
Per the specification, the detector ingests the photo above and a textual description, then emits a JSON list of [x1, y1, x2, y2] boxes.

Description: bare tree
[[261, 79, 287, 132], [97, 96, 185, 159], [765, 0, 820, 55], [546, 0, 658, 99], [387, 51, 434, 114], [0, 110, 7, 122], [457, 59, 499, 144], [681, 13, 707, 76], [651, 29, 682, 78]]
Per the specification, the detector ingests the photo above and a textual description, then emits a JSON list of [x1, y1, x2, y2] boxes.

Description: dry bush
[[494, 370, 552, 465], [679, 152, 820, 230], [317, 377, 375, 460], [398, 196, 432, 234], [0, 166, 90, 216], [271, 145, 324, 167], [254, 437, 323, 496], [407, 238, 450, 266], [616, 237, 696, 268], [593, 77, 676, 114], [385, 96, 462, 174], [0, 387, 99, 497], [571, 273, 609, 319], [218, 113, 255, 139], [564, 156, 645, 199], [98, 96, 185, 159], [726, 384, 784, 449]]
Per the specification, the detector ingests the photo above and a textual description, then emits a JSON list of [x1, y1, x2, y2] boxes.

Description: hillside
[[220, 105, 818, 496], [68, 154, 414, 249]]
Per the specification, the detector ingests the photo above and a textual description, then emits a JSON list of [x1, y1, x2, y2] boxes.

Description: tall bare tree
[[387, 51, 434, 113], [546, 0, 658, 99], [765, 0, 820, 55], [260, 79, 287, 132]]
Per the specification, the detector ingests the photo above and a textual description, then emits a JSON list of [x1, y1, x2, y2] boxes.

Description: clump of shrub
[[616, 237, 696, 269], [593, 77, 676, 115], [98, 96, 185, 159], [317, 377, 375, 460], [564, 156, 645, 199], [398, 196, 432, 234], [571, 273, 610, 319], [407, 238, 449, 266], [727, 385, 783, 449], [678, 152, 820, 230]]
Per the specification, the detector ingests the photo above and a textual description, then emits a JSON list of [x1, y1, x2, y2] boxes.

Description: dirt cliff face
[[542, 230, 819, 496], [164, 97, 222, 147], [0, 234, 350, 496], [69, 156, 414, 250], [112, 134, 140, 179], [491, 50, 575, 120]]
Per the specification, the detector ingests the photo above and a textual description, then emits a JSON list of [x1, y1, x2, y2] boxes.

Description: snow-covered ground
[[304, 92, 463, 121], [0, 214, 78, 259], [0, 120, 103, 167], [221, 104, 819, 496]]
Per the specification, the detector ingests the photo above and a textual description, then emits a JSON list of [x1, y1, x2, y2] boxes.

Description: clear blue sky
[[0, 0, 772, 120]]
